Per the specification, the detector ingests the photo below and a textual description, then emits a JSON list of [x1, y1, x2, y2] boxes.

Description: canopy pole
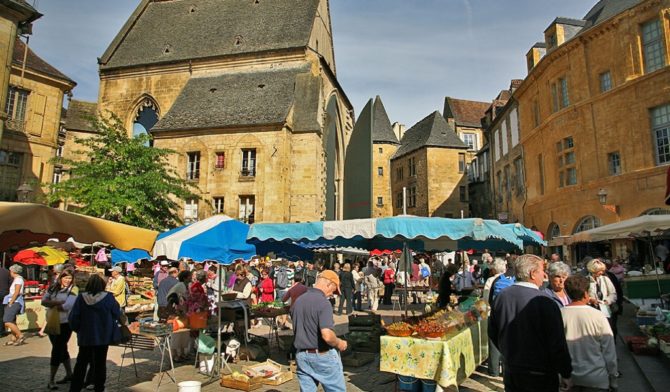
[[216, 263, 222, 378], [402, 187, 407, 216], [648, 234, 663, 299], [2, 252, 5, 268], [403, 242, 409, 318]]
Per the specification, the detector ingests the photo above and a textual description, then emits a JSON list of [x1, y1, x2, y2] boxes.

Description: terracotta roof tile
[[443, 97, 489, 128]]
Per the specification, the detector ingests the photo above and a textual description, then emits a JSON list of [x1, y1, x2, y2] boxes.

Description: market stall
[[379, 300, 489, 390]]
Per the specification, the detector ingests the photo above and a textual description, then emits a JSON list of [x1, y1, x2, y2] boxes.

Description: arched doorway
[[547, 222, 562, 259], [132, 97, 159, 146], [324, 95, 343, 220]]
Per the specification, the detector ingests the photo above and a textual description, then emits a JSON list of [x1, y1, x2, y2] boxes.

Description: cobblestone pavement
[[0, 301, 659, 392]]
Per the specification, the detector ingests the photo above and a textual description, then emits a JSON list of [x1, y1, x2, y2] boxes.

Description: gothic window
[[133, 97, 159, 146]]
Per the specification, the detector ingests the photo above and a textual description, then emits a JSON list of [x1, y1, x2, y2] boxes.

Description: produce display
[[385, 322, 413, 337], [251, 300, 289, 317], [383, 297, 485, 340]]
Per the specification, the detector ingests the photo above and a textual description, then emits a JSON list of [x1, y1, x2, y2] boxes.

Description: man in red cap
[[291, 269, 348, 392]]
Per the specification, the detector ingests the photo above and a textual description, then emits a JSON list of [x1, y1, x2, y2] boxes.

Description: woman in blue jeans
[[68, 274, 124, 392]]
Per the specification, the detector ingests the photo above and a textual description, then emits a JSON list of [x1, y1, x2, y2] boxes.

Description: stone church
[[96, 0, 353, 223]]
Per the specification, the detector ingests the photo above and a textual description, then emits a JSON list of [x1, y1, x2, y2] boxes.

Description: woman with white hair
[[586, 258, 617, 332], [3, 264, 26, 346], [543, 262, 572, 308]]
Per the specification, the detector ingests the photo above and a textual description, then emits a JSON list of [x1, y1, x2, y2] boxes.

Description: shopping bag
[[44, 307, 61, 336]]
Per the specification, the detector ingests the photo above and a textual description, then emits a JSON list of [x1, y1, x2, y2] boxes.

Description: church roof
[[443, 97, 488, 128], [13, 39, 75, 85], [100, 0, 320, 70], [391, 111, 467, 160], [63, 100, 98, 133], [152, 65, 313, 132], [372, 96, 398, 144]]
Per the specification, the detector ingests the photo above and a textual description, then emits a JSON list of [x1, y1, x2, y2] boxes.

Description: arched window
[[547, 222, 560, 240], [641, 208, 670, 216], [132, 97, 159, 146], [573, 216, 602, 234]]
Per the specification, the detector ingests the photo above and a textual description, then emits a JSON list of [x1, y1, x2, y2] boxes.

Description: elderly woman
[[543, 262, 572, 307], [586, 258, 617, 332], [41, 270, 78, 389], [3, 264, 26, 346]]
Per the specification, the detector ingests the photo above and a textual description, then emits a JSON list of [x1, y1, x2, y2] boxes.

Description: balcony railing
[[5, 119, 25, 132]]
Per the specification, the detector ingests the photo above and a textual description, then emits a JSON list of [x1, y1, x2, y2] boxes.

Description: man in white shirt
[[561, 275, 617, 392]]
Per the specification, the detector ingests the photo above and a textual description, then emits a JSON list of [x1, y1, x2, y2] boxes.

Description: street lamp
[[597, 188, 608, 205], [16, 182, 33, 202]]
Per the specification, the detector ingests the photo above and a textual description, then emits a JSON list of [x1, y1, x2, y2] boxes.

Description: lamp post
[[597, 188, 608, 205], [16, 182, 33, 202]]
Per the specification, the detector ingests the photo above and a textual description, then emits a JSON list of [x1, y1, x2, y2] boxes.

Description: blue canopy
[[110, 248, 151, 265], [248, 216, 523, 251], [503, 223, 547, 247], [154, 215, 313, 264], [154, 215, 257, 264]]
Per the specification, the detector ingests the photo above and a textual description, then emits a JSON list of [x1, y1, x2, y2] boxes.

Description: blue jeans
[[296, 348, 346, 392]]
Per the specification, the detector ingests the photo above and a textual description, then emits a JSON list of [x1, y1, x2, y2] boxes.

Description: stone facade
[[0, 38, 75, 201], [94, 0, 353, 223], [372, 142, 398, 217], [0, 0, 40, 143], [490, 0, 670, 262], [390, 112, 469, 217]]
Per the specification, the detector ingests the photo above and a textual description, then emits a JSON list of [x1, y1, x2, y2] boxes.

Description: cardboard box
[[243, 359, 293, 386], [220, 374, 264, 391]]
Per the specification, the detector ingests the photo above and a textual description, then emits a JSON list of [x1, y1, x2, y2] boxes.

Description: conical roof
[[372, 95, 398, 144], [392, 111, 467, 159]]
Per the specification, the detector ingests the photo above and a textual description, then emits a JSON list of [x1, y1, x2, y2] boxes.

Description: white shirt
[[9, 276, 24, 297], [561, 305, 617, 390]]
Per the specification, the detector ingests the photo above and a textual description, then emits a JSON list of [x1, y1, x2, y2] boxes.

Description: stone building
[[0, 38, 75, 201], [390, 111, 469, 217], [371, 96, 399, 217], [0, 0, 40, 144], [59, 99, 97, 183], [468, 83, 517, 219], [490, 0, 670, 261], [95, 0, 353, 223]]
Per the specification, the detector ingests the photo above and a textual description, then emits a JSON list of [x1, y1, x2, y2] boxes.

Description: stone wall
[[512, 0, 670, 243]]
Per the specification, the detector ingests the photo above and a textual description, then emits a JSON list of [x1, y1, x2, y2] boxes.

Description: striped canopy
[[248, 216, 523, 251]]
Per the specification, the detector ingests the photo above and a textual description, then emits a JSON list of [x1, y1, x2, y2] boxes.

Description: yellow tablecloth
[[379, 320, 488, 388]]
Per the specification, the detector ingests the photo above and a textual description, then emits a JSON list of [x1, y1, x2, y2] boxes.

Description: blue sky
[[27, 0, 593, 127]]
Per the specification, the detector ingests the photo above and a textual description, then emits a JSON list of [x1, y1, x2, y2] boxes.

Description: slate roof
[[152, 65, 312, 132], [12, 39, 75, 85], [63, 100, 98, 133], [100, 0, 320, 70], [1, 0, 41, 22], [372, 96, 398, 144], [582, 0, 642, 30], [391, 111, 467, 160], [443, 97, 489, 128]]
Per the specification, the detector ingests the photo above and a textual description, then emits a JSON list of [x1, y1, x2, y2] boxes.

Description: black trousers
[[382, 283, 394, 305], [503, 370, 559, 392], [353, 291, 362, 311], [70, 345, 109, 392], [338, 289, 353, 315], [48, 323, 73, 366]]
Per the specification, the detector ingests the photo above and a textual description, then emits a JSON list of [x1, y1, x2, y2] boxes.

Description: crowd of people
[[0, 245, 645, 392], [487, 253, 625, 392]]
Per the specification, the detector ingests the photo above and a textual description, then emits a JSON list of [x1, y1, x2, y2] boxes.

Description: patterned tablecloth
[[379, 320, 488, 388]]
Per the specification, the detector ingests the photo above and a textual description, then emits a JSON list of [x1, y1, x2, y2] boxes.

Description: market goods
[[385, 322, 413, 337], [232, 371, 250, 382], [414, 319, 446, 339]]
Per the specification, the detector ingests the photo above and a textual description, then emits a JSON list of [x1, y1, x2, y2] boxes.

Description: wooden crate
[[220, 374, 264, 391], [242, 359, 293, 386]]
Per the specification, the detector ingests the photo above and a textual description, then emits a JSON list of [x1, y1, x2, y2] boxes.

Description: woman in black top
[[337, 263, 355, 315], [437, 265, 457, 309]]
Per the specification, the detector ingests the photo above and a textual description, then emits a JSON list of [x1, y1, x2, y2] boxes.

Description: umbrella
[[111, 249, 152, 265], [0, 202, 158, 251], [154, 215, 257, 264], [14, 246, 69, 266]]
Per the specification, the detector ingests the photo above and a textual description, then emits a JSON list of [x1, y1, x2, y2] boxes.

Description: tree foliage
[[48, 113, 199, 231]]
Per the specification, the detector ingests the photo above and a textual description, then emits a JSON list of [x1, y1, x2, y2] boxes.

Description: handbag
[[44, 307, 61, 336]]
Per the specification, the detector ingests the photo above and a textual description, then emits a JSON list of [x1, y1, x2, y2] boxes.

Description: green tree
[[48, 113, 200, 230]]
